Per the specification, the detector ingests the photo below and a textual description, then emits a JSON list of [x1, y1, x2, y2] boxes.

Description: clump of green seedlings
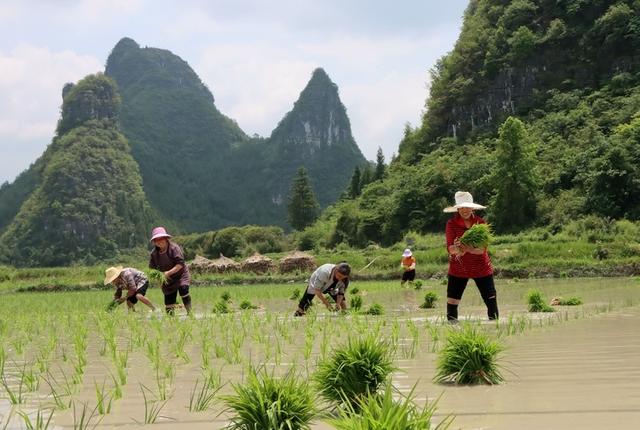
[[459, 223, 492, 248], [330, 383, 453, 430], [350, 287, 360, 295], [213, 300, 230, 314], [314, 335, 395, 409], [188, 379, 221, 412], [527, 289, 555, 312], [434, 325, 505, 385], [223, 368, 315, 430], [350, 295, 363, 312], [363, 303, 384, 315], [289, 288, 301, 300], [139, 384, 169, 424], [239, 299, 257, 310], [18, 408, 55, 430], [413, 280, 423, 290], [419, 291, 439, 309], [148, 269, 165, 288], [551, 296, 583, 306]]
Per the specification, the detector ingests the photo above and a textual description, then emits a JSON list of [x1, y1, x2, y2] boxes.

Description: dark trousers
[[447, 274, 499, 320]]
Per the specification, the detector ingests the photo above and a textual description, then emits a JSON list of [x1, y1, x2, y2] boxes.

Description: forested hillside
[[321, 0, 640, 248], [0, 75, 156, 266]]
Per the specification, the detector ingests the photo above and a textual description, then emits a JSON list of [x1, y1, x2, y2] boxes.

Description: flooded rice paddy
[[1, 277, 639, 429]]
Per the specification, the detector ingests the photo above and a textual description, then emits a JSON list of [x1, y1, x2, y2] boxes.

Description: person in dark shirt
[[444, 191, 498, 322], [148, 227, 192, 315]]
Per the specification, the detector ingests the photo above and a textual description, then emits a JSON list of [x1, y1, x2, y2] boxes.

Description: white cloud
[[0, 44, 102, 182]]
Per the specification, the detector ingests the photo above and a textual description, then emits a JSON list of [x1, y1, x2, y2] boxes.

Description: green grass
[[434, 325, 505, 385], [314, 335, 395, 408]]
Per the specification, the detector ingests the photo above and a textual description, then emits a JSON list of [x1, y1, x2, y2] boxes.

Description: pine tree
[[374, 147, 386, 181], [490, 117, 537, 233], [359, 165, 373, 191], [287, 167, 320, 230]]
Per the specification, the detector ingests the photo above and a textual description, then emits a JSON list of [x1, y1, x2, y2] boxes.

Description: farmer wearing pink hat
[[400, 248, 416, 287], [148, 227, 192, 315], [444, 191, 498, 322]]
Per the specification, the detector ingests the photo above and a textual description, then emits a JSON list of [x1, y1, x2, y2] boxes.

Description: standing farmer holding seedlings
[[104, 266, 156, 311], [400, 248, 417, 287], [149, 227, 192, 315], [294, 262, 351, 316], [444, 191, 498, 322]]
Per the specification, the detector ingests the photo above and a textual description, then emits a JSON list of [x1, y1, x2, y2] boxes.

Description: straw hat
[[104, 266, 124, 285], [150, 226, 171, 241], [443, 191, 486, 213], [402, 248, 412, 257]]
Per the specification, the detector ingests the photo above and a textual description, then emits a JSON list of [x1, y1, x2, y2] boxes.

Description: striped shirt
[[445, 214, 493, 278], [113, 268, 148, 297]]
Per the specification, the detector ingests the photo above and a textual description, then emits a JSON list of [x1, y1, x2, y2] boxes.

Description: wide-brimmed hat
[[402, 248, 412, 257], [443, 191, 486, 213], [150, 226, 171, 241], [104, 266, 124, 285]]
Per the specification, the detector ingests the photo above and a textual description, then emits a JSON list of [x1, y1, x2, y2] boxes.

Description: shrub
[[527, 289, 555, 312], [223, 368, 316, 430], [364, 303, 384, 315], [434, 325, 505, 385], [314, 335, 395, 409], [419, 292, 439, 309], [330, 383, 453, 430], [210, 227, 246, 258]]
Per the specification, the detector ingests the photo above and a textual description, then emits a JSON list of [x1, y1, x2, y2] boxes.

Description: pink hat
[[150, 227, 171, 241]]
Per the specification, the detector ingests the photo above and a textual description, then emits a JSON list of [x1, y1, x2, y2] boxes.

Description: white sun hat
[[402, 248, 412, 257], [443, 191, 486, 213]]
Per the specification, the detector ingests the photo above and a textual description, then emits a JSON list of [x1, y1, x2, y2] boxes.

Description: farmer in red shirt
[[444, 191, 498, 322]]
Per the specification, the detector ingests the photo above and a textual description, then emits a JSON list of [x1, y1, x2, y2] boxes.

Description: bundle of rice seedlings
[[414, 280, 423, 290], [289, 288, 301, 301], [419, 292, 439, 309], [314, 335, 395, 409], [527, 289, 555, 312], [223, 368, 315, 430], [350, 295, 363, 312], [239, 300, 257, 310], [106, 300, 119, 312], [221, 291, 232, 302], [213, 301, 230, 314], [330, 383, 453, 430], [553, 296, 583, 306], [364, 303, 384, 315], [350, 287, 360, 295], [147, 270, 165, 288], [434, 325, 505, 385], [459, 224, 492, 248]]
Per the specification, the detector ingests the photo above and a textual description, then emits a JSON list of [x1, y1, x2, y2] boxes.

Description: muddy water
[[397, 307, 640, 430]]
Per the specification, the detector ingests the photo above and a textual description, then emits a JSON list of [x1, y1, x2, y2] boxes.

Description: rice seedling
[[72, 401, 103, 430], [18, 408, 55, 430], [552, 296, 583, 306], [21, 363, 40, 392], [289, 288, 301, 300], [1, 371, 26, 404], [239, 299, 257, 310], [314, 335, 395, 409], [459, 223, 492, 248], [221, 291, 232, 302], [94, 379, 113, 415], [414, 280, 424, 290], [364, 303, 384, 315], [527, 289, 555, 312], [139, 384, 170, 424], [203, 365, 223, 389], [213, 300, 230, 314], [188, 379, 221, 412], [148, 269, 165, 288], [223, 367, 316, 430], [329, 383, 453, 430], [434, 325, 505, 385], [350, 295, 363, 312], [350, 287, 360, 295], [109, 372, 122, 401], [419, 291, 439, 309]]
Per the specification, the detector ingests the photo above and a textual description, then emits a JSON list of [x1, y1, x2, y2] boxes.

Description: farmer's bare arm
[[164, 264, 184, 279], [458, 244, 486, 255], [314, 290, 331, 308]]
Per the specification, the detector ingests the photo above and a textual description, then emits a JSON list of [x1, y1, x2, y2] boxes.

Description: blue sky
[[0, 0, 468, 184]]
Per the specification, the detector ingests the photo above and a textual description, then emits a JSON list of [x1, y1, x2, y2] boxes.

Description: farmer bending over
[[294, 262, 351, 316], [104, 266, 156, 311]]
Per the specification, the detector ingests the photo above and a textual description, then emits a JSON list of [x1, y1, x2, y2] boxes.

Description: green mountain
[[0, 74, 155, 266], [325, 0, 640, 246], [105, 39, 365, 231]]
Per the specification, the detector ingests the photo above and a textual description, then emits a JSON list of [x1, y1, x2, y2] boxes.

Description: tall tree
[[374, 147, 386, 181], [348, 166, 362, 198], [359, 165, 373, 191], [490, 117, 537, 233], [287, 167, 320, 230]]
